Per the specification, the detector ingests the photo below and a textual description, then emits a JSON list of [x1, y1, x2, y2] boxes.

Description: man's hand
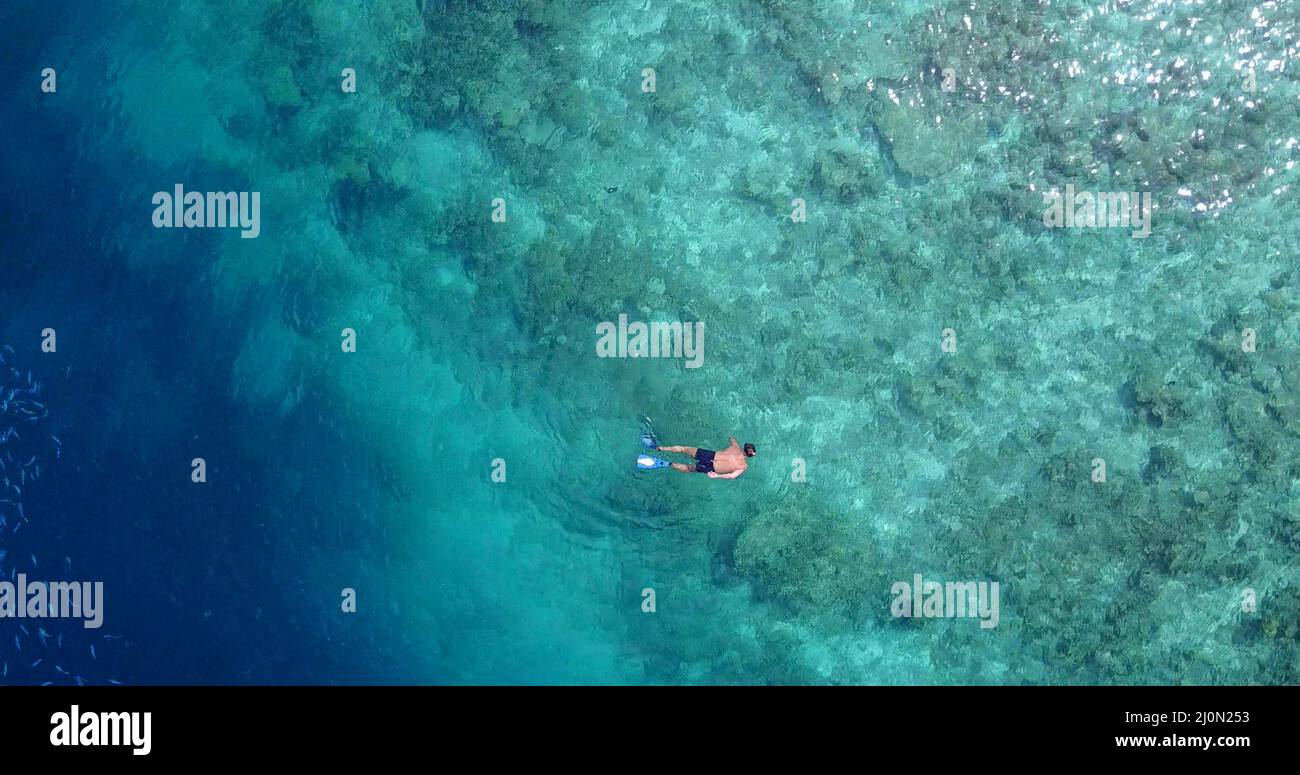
[[707, 470, 743, 480]]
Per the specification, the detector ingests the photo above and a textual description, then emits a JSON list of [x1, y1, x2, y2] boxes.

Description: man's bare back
[[657, 436, 756, 479]]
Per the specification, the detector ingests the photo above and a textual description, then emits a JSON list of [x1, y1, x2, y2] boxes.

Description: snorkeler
[[651, 436, 755, 479]]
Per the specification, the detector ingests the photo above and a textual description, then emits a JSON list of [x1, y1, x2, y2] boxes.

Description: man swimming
[[657, 437, 755, 479]]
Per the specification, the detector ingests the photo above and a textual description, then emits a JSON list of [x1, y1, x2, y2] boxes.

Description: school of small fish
[[0, 345, 122, 685]]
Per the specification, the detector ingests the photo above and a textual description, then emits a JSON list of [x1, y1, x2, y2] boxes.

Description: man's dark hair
[[743, 443, 756, 457]]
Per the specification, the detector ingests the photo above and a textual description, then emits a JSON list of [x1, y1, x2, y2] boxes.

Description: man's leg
[[670, 463, 696, 473], [659, 445, 698, 456]]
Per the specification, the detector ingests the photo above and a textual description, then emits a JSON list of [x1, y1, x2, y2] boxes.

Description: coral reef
[[68, 0, 1300, 683]]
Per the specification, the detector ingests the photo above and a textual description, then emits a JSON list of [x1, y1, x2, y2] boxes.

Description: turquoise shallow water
[[1, 0, 1298, 684]]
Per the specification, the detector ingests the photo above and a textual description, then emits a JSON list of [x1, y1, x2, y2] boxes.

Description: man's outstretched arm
[[707, 469, 744, 480]]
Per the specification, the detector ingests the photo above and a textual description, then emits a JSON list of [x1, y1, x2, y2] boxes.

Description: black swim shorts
[[694, 448, 716, 474]]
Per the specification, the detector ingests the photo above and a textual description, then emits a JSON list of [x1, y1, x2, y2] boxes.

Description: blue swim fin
[[640, 415, 659, 449], [636, 454, 670, 470]]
